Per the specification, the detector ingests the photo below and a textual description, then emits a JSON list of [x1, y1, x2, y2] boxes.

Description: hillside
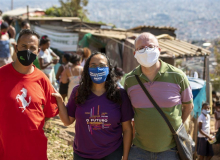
[[1, 0, 220, 41]]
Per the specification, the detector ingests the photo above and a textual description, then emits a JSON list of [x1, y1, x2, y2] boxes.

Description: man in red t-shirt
[[0, 29, 58, 160]]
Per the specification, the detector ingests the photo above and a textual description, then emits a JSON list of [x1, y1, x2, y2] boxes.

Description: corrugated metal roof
[[23, 17, 81, 22], [3, 8, 44, 16], [73, 28, 139, 40], [157, 34, 210, 57], [74, 29, 210, 58], [128, 25, 177, 31]]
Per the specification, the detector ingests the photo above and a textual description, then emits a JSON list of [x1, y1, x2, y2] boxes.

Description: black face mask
[[17, 50, 37, 66]]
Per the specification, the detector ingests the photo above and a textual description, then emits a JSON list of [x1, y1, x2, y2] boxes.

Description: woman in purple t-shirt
[[53, 52, 134, 160]]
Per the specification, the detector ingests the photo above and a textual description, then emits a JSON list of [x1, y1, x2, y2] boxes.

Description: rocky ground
[[44, 116, 75, 160]]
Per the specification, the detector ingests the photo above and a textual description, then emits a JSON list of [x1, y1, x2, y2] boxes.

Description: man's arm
[[182, 103, 194, 123]]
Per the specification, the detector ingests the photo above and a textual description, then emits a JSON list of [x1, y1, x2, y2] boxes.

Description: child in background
[[197, 103, 214, 160], [113, 65, 125, 88], [215, 102, 220, 130]]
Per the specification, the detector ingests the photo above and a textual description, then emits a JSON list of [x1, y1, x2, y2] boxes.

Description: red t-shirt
[[0, 63, 58, 160]]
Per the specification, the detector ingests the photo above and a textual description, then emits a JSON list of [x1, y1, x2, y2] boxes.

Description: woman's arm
[[122, 120, 133, 160], [39, 58, 52, 70], [52, 91, 75, 126], [50, 50, 60, 59], [56, 66, 64, 81], [9, 27, 16, 39]]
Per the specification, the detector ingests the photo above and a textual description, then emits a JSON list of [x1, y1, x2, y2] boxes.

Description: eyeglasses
[[136, 45, 158, 53], [89, 64, 108, 68]]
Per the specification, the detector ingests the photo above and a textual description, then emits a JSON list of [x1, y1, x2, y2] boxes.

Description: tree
[[46, 0, 88, 19]]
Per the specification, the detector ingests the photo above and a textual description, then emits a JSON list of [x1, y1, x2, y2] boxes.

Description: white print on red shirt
[[85, 105, 111, 135], [16, 88, 31, 113]]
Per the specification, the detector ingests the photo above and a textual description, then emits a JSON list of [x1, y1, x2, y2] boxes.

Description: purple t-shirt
[[66, 86, 134, 159]]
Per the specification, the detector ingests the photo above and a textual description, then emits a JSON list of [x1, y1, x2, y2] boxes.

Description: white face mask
[[202, 109, 210, 115], [134, 48, 160, 68]]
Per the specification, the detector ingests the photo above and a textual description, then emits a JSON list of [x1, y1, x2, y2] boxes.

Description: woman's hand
[[52, 89, 63, 105], [52, 90, 75, 126]]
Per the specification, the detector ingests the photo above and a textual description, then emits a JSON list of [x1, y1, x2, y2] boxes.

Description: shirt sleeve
[[66, 86, 78, 118], [42, 75, 59, 118], [48, 48, 53, 53], [120, 89, 134, 122], [38, 51, 44, 59], [179, 73, 193, 104], [198, 115, 203, 123]]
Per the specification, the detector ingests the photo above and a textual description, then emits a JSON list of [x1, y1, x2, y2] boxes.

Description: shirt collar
[[133, 59, 169, 81]]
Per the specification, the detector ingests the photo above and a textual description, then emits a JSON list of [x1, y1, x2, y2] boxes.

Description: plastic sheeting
[[188, 77, 206, 118], [78, 33, 106, 48]]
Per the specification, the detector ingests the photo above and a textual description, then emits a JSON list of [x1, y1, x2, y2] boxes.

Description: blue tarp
[[188, 77, 206, 118]]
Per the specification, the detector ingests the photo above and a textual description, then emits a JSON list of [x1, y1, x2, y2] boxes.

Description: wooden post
[[203, 55, 207, 80], [193, 114, 198, 160], [11, 0, 13, 10], [206, 56, 210, 104], [27, 5, 29, 22], [80, 18, 82, 31]]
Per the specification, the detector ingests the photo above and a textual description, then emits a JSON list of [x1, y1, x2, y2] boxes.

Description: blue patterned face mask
[[89, 67, 109, 84]]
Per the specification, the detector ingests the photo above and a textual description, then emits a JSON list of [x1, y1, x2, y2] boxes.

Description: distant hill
[[1, 0, 220, 41]]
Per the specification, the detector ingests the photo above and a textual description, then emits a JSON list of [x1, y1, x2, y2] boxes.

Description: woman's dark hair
[[1, 22, 9, 30], [3, 16, 13, 25], [40, 35, 50, 46], [70, 54, 81, 65], [76, 52, 122, 105], [21, 20, 29, 28], [63, 53, 71, 62], [113, 65, 125, 77]]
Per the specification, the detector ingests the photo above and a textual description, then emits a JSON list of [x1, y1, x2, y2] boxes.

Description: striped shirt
[[124, 60, 193, 152]]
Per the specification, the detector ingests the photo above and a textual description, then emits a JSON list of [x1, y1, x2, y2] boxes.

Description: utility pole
[[11, 0, 13, 10], [27, 5, 29, 22]]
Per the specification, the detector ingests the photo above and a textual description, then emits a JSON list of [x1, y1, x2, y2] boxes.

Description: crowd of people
[[0, 14, 219, 160]]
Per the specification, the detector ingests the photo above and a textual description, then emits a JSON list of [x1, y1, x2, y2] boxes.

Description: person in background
[[3, 16, 16, 39], [61, 54, 83, 99], [38, 35, 59, 87], [212, 91, 219, 114], [16, 20, 30, 42], [56, 53, 72, 100], [113, 65, 125, 88], [77, 47, 91, 67], [215, 102, 220, 131], [0, 29, 58, 160], [197, 103, 214, 160], [52, 52, 133, 160], [0, 10, 3, 25], [0, 22, 13, 67]]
